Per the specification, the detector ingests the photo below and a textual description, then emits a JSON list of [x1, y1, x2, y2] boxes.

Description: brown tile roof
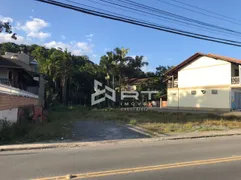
[[0, 56, 23, 69], [126, 77, 154, 85], [0, 56, 32, 71], [206, 53, 241, 64], [166, 52, 241, 75]]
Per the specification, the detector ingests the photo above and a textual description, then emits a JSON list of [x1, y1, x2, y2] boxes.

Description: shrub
[[0, 119, 32, 144], [129, 119, 137, 125]]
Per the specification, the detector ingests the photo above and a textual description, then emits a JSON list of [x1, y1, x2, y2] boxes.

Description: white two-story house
[[165, 52, 241, 111]]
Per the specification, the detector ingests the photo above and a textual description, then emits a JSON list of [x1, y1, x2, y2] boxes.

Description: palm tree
[[100, 51, 116, 88], [113, 47, 129, 90]]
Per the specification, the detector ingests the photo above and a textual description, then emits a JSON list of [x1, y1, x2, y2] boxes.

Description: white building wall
[[0, 108, 18, 123], [167, 89, 178, 107], [168, 87, 231, 110], [178, 56, 232, 88]]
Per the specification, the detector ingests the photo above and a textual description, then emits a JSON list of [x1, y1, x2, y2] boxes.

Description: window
[[212, 90, 218, 94], [235, 69, 239, 76], [191, 90, 196, 95], [201, 90, 206, 94]]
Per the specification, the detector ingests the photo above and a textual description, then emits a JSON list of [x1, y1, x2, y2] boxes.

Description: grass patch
[[74, 109, 241, 134], [2, 106, 241, 145], [51, 108, 241, 135], [129, 119, 137, 126], [0, 105, 89, 145]]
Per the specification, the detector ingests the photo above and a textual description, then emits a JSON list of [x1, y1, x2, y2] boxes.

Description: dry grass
[[4, 106, 241, 145], [63, 108, 241, 134], [35, 107, 241, 138]]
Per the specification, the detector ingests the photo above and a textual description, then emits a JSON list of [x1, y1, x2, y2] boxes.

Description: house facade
[[165, 53, 241, 111], [0, 52, 44, 122]]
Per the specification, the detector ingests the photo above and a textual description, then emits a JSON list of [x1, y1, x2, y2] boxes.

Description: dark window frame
[[235, 69, 239, 76], [191, 90, 196, 95], [212, 90, 218, 94]]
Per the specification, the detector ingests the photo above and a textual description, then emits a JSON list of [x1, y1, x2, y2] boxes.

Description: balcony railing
[[0, 78, 38, 95], [231, 76, 239, 84], [0, 79, 24, 89], [167, 80, 178, 88]]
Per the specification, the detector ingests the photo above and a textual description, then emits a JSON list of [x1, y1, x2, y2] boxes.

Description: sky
[[1, 0, 241, 72]]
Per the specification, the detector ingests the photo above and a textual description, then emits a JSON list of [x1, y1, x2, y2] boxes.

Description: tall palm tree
[[113, 47, 129, 90], [100, 51, 116, 88]]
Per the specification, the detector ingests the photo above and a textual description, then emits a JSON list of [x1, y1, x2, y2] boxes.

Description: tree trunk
[[112, 75, 115, 107], [62, 76, 68, 105]]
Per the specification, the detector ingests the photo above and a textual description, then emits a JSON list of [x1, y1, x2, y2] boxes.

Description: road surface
[[1, 136, 241, 179]]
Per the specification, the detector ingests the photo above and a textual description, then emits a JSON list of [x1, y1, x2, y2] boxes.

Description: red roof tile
[[166, 52, 241, 75]]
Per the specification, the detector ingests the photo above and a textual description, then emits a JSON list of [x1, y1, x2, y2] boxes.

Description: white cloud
[[76, 42, 93, 53], [86, 34, 94, 42], [139, 56, 153, 72], [86, 33, 94, 38], [44, 41, 67, 49], [27, 31, 50, 39], [22, 18, 48, 32], [19, 18, 50, 40], [0, 33, 26, 44], [1, 16, 95, 57], [60, 35, 66, 40], [0, 16, 13, 23], [44, 41, 94, 56]]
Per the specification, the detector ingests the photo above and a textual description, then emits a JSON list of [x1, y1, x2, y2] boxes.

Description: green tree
[[0, 21, 16, 40]]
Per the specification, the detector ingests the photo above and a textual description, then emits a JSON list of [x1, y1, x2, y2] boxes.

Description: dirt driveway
[[72, 120, 150, 141]]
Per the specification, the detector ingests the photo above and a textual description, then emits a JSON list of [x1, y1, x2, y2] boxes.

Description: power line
[[112, 0, 241, 36], [95, 0, 241, 38], [156, 0, 241, 26], [48, 0, 241, 40], [35, 0, 241, 47], [171, 0, 241, 22], [84, 0, 241, 38], [66, 0, 241, 42]]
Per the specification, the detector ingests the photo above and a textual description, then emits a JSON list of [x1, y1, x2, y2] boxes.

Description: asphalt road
[[1, 136, 241, 180]]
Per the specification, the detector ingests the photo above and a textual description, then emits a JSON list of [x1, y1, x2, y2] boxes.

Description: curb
[[121, 124, 154, 137], [1, 132, 241, 152], [164, 132, 241, 140]]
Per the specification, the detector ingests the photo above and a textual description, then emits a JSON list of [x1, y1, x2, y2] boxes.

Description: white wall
[[0, 108, 18, 123], [168, 87, 231, 109], [178, 56, 231, 88], [167, 89, 179, 107]]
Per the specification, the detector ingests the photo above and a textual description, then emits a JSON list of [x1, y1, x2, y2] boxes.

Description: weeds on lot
[[131, 112, 241, 134], [129, 119, 137, 126], [0, 105, 89, 145], [2, 106, 241, 145], [0, 120, 33, 145]]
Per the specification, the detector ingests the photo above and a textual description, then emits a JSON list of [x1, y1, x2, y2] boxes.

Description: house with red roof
[[165, 53, 241, 111]]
